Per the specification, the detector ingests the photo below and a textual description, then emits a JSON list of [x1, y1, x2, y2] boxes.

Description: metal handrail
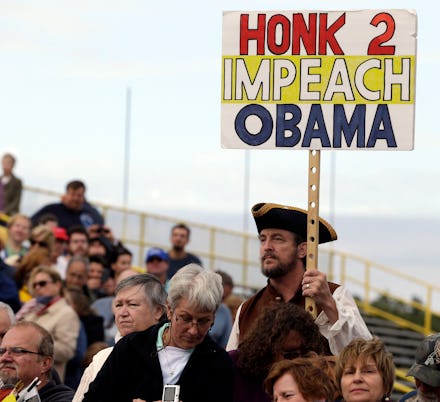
[[21, 184, 440, 335]]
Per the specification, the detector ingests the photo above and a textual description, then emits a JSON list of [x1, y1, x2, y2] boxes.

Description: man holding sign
[[223, 8, 416, 354], [226, 202, 371, 354]]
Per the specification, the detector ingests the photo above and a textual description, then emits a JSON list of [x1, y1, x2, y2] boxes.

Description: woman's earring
[[384, 395, 390, 401]]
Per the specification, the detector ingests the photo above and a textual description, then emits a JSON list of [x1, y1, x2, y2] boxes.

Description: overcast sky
[[0, 0, 438, 289]]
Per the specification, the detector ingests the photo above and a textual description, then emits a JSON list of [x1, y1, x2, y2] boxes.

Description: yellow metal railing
[[395, 368, 415, 394], [21, 185, 440, 333]]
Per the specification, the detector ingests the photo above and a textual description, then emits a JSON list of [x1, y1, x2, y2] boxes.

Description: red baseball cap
[[52, 226, 68, 241]]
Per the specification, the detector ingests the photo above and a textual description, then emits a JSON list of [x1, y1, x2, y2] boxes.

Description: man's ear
[[40, 356, 53, 376], [297, 242, 307, 259]]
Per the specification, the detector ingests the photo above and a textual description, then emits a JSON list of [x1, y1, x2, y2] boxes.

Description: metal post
[[122, 87, 131, 238]]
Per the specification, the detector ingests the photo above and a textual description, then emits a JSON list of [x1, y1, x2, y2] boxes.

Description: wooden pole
[[306, 149, 320, 318]]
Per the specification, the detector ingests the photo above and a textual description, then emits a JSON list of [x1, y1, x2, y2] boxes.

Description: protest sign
[[221, 10, 417, 150]]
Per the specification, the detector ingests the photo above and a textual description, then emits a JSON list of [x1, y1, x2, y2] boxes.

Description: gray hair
[[167, 264, 223, 313], [0, 302, 15, 326], [12, 321, 54, 359], [115, 273, 167, 315], [67, 255, 90, 272]]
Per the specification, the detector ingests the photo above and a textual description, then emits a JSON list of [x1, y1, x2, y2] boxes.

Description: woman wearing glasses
[[83, 264, 233, 402], [15, 265, 80, 383]]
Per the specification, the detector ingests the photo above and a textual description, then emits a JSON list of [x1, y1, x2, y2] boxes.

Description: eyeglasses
[[0, 347, 46, 357], [33, 280, 53, 289], [30, 239, 49, 248], [175, 313, 212, 330]]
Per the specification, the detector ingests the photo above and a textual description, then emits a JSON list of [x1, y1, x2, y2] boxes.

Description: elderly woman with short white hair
[[83, 264, 234, 402]]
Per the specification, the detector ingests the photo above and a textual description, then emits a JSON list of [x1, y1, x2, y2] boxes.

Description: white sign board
[[221, 10, 417, 150]]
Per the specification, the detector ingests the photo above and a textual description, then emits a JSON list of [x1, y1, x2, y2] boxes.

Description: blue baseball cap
[[145, 247, 169, 263]]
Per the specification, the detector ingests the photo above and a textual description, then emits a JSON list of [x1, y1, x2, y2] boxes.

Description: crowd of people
[[0, 161, 438, 402]]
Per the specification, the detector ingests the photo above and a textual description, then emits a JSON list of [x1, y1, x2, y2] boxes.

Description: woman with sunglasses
[[83, 264, 233, 402], [29, 225, 55, 253], [15, 265, 80, 383]]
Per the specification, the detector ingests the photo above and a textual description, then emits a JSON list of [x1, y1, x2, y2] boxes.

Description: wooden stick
[[306, 150, 320, 318]]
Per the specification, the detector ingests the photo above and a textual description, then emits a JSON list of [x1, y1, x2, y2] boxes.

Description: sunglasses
[[30, 239, 49, 248], [33, 280, 53, 289]]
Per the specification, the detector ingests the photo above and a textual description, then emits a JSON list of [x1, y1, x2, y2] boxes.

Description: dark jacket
[[83, 322, 234, 402], [2, 174, 22, 216], [31, 201, 104, 230], [0, 258, 21, 312], [229, 349, 270, 402], [39, 379, 75, 402]]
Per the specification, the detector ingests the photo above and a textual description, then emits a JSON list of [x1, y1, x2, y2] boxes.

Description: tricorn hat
[[251, 202, 337, 244]]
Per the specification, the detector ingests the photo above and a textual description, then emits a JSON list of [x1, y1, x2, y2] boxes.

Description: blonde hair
[[336, 337, 395, 399], [30, 224, 55, 253], [7, 213, 30, 229]]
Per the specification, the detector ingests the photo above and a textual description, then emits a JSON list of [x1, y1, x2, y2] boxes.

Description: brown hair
[[28, 265, 64, 296], [82, 341, 108, 368], [15, 247, 52, 288], [265, 354, 339, 401], [335, 337, 395, 399], [237, 303, 328, 381], [171, 222, 191, 237], [2, 153, 16, 165], [66, 180, 86, 192]]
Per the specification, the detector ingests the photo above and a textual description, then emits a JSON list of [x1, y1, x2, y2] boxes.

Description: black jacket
[[39, 379, 75, 402], [83, 322, 234, 402]]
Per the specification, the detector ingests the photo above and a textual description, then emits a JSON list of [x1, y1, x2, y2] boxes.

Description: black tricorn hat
[[252, 202, 337, 244]]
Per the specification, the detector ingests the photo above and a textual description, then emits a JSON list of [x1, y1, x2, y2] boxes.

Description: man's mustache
[[262, 253, 277, 260], [0, 363, 17, 371]]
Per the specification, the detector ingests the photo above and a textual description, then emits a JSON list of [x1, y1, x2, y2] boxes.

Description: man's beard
[[0, 368, 18, 389], [261, 255, 295, 279], [172, 245, 184, 253]]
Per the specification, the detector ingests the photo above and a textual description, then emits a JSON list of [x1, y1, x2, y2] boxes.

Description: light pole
[[122, 87, 131, 238]]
